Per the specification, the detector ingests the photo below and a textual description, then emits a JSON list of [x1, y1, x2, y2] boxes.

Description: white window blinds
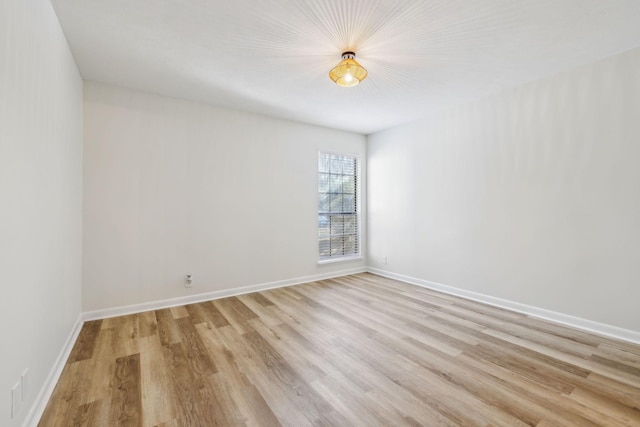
[[318, 153, 360, 260]]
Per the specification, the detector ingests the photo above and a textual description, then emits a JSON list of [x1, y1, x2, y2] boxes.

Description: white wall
[[0, 0, 83, 425], [83, 82, 366, 311], [368, 47, 640, 332]]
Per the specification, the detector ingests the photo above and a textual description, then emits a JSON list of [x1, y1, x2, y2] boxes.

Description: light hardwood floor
[[39, 273, 640, 426]]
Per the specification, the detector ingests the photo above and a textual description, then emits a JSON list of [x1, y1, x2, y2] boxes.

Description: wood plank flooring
[[39, 273, 640, 426]]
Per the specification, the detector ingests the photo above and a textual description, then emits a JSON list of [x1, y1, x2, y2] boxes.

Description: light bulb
[[344, 73, 353, 83]]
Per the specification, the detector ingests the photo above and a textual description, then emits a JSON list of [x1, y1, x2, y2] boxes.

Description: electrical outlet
[[21, 369, 29, 401], [383, 255, 387, 265], [185, 274, 193, 288], [11, 381, 22, 418]]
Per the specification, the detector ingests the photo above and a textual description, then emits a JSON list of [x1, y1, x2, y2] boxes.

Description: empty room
[[2, 0, 640, 426]]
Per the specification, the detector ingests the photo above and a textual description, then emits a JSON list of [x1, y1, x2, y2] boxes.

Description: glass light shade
[[329, 52, 367, 87]]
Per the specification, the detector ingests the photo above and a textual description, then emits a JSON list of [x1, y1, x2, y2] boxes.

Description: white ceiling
[[51, 0, 640, 134]]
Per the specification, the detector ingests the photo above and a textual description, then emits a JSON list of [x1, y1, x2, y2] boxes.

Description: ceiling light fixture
[[329, 51, 367, 87]]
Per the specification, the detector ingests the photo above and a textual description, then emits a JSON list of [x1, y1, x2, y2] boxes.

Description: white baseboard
[[22, 313, 84, 427], [367, 268, 640, 345], [83, 267, 367, 321]]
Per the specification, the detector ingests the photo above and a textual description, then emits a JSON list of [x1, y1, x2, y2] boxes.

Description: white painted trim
[[367, 268, 640, 345], [83, 267, 367, 321], [318, 256, 364, 265], [22, 313, 85, 427]]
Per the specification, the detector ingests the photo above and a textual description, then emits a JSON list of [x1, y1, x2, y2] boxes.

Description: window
[[318, 152, 360, 260]]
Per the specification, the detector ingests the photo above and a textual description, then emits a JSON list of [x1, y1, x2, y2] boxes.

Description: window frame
[[317, 151, 362, 263]]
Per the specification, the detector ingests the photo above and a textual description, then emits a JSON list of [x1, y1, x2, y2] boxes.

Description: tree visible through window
[[318, 153, 359, 259]]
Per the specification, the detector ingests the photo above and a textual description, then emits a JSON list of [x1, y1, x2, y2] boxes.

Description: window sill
[[318, 256, 363, 265]]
